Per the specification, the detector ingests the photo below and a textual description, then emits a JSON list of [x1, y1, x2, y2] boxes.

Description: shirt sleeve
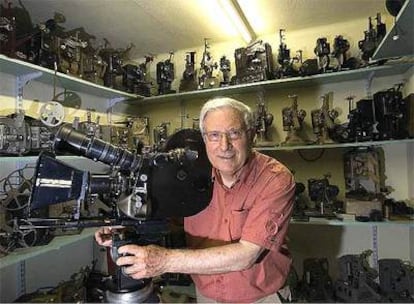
[[240, 169, 296, 250]]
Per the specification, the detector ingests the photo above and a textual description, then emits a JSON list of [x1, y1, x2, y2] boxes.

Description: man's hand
[[94, 227, 115, 247], [116, 244, 169, 280]]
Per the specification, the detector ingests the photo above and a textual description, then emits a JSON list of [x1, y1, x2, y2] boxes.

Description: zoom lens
[[54, 124, 138, 173]]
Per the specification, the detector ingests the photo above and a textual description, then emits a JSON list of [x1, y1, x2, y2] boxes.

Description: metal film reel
[[39, 101, 65, 127], [0, 219, 37, 254], [0, 165, 35, 211]]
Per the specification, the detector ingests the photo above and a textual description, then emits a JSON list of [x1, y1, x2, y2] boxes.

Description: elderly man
[[96, 97, 295, 303]]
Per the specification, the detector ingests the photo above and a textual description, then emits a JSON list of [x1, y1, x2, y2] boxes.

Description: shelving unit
[[291, 218, 414, 226], [0, 54, 142, 101], [142, 60, 413, 105], [256, 138, 414, 151], [0, 228, 96, 270], [0, 6, 413, 301], [2, 54, 412, 108]]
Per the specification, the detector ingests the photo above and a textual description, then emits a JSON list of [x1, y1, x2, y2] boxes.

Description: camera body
[[308, 178, 339, 203]]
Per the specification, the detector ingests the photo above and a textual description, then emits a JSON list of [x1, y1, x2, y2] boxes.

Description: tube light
[[218, 0, 256, 44]]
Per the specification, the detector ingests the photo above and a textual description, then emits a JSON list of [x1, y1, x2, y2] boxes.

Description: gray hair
[[199, 97, 254, 132]]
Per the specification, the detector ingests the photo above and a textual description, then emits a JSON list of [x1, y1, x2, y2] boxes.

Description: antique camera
[[254, 102, 274, 146], [379, 259, 414, 302], [300, 258, 334, 302], [373, 84, 409, 140], [281, 95, 307, 146], [100, 43, 134, 90], [344, 85, 410, 142], [58, 28, 90, 76], [308, 177, 339, 203], [314, 37, 331, 73], [179, 51, 197, 92], [335, 250, 382, 302], [233, 40, 274, 84], [20, 125, 213, 303], [30, 14, 67, 70], [156, 52, 176, 95], [310, 94, 339, 144], [122, 56, 153, 96], [0, 114, 53, 155], [346, 97, 377, 142], [358, 13, 386, 62], [219, 55, 231, 87], [198, 39, 218, 89], [153, 122, 170, 148], [275, 29, 301, 78], [307, 175, 340, 216]]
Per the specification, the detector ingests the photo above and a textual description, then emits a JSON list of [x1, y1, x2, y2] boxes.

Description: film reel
[[0, 219, 37, 254], [0, 165, 34, 211], [39, 101, 65, 127]]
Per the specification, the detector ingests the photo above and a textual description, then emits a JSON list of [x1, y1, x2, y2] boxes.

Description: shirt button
[[224, 218, 228, 223]]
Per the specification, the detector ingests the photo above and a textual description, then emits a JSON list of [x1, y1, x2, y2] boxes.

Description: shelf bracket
[[17, 260, 26, 298], [106, 96, 127, 125], [15, 71, 43, 114], [106, 97, 126, 112], [371, 225, 379, 278], [365, 71, 375, 98]]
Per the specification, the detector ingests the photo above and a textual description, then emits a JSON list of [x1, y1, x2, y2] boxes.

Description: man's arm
[[117, 239, 263, 280]]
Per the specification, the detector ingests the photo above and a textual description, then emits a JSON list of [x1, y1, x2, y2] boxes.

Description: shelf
[[255, 138, 414, 151], [291, 218, 414, 227], [0, 54, 143, 103], [0, 228, 95, 269], [141, 61, 413, 105], [1, 219, 410, 269], [1, 55, 412, 109], [372, 0, 414, 60]]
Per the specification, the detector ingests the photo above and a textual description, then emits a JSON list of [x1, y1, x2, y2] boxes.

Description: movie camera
[[18, 125, 213, 303]]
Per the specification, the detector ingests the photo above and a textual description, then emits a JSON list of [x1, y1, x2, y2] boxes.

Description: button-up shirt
[[184, 151, 296, 303]]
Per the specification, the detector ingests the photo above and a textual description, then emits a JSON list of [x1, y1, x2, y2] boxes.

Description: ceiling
[[9, 0, 390, 59]]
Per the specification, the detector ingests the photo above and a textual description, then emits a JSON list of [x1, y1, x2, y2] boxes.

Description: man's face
[[202, 107, 251, 179]]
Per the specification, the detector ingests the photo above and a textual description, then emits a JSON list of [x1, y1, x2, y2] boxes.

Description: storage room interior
[[0, 0, 413, 302]]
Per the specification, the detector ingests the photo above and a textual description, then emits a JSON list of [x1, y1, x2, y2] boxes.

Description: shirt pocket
[[229, 209, 249, 240]]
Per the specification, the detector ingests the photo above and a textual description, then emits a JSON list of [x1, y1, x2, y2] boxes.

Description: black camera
[[21, 125, 213, 303], [308, 178, 339, 203]]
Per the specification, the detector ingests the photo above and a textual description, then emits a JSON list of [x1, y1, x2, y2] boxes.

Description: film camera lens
[[54, 124, 137, 173]]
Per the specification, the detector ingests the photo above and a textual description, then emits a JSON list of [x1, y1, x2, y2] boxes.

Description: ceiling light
[[218, 0, 256, 44]]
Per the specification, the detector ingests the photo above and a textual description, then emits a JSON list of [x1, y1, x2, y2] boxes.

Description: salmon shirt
[[184, 151, 296, 303]]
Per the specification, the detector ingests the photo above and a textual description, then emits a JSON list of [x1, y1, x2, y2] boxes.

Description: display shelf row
[[0, 138, 412, 160], [1, 219, 412, 269], [256, 138, 414, 151], [291, 218, 414, 226], [0, 228, 96, 270], [0, 54, 140, 102], [1, 54, 413, 108], [141, 61, 413, 105]]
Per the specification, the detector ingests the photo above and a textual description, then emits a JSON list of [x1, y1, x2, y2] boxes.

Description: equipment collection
[[0, 1, 392, 96], [0, 1, 413, 303]]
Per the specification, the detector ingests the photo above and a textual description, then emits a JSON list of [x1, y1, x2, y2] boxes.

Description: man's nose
[[219, 133, 231, 150]]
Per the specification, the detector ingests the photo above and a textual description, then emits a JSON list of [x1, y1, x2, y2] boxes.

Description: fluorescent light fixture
[[218, 0, 256, 43]]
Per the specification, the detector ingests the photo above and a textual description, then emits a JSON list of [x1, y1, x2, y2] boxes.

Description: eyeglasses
[[203, 128, 245, 142]]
